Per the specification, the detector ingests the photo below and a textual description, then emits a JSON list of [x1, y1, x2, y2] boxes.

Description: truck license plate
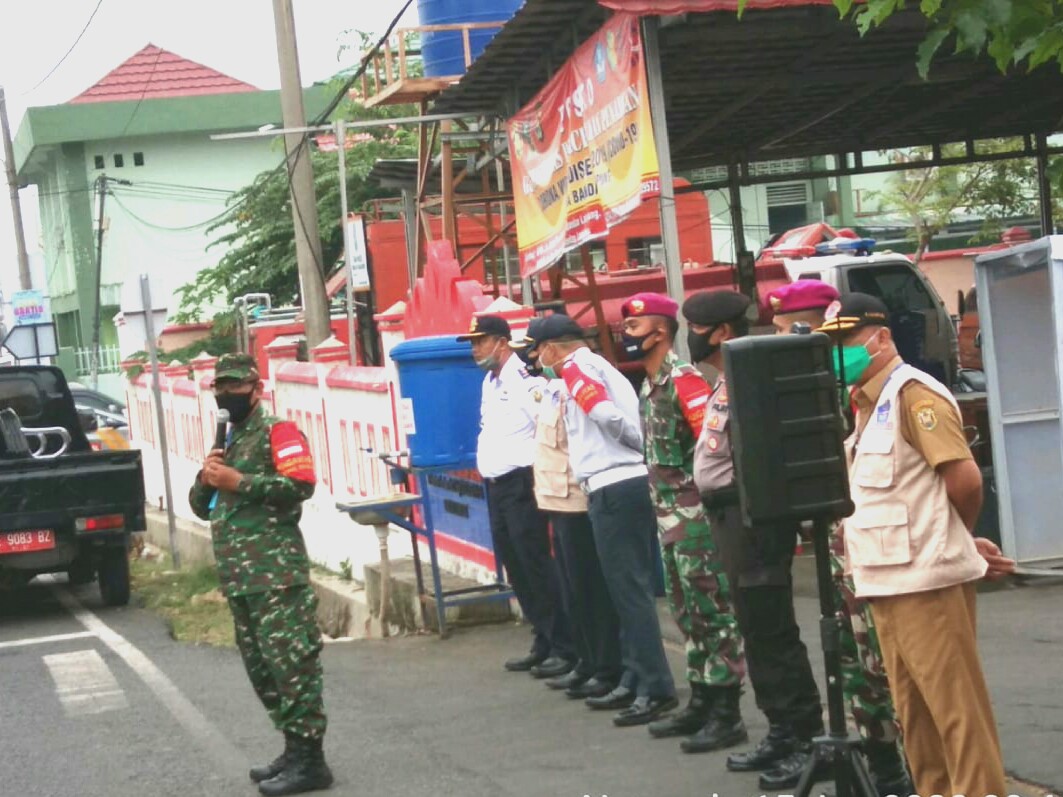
[[0, 530, 55, 554]]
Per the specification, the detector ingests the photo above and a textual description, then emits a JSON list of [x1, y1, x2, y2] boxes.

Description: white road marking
[[48, 582, 248, 776], [0, 631, 95, 650], [44, 649, 128, 716]]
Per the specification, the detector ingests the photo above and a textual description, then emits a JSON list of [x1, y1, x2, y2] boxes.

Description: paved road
[[1, 577, 1059, 797]]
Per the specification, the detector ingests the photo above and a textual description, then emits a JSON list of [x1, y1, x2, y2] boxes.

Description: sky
[[0, 0, 419, 300]]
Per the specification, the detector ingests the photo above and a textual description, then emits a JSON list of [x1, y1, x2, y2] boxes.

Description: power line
[[118, 45, 164, 139], [23, 0, 106, 94], [109, 191, 239, 232]]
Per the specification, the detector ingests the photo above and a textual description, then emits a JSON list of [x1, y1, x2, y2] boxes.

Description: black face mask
[[621, 331, 655, 360], [687, 326, 719, 364], [514, 346, 543, 377], [216, 392, 256, 425]]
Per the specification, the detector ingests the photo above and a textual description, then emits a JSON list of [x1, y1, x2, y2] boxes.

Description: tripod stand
[[793, 517, 877, 797]]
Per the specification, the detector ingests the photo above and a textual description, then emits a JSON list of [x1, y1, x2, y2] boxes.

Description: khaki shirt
[[853, 356, 972, 469], [693, 376, 734, 495]]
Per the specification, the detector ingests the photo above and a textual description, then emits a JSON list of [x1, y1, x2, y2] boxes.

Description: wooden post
[[462, 27, 473, 69], [581, 245, 616, 363], [441, 120, 457, 245]]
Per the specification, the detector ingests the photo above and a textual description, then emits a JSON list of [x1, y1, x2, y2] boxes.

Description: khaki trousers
[[871, 582, 1006, 797]]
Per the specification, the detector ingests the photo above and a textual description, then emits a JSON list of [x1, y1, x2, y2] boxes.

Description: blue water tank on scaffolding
[[418, 0, 525, 78]]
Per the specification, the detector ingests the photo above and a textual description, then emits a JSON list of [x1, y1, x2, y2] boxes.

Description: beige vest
[[533, 393, 588, 514], [844, 364, 986, 597]]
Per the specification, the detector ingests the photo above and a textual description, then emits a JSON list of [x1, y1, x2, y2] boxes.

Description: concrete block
[[364, 556, 512, 633]]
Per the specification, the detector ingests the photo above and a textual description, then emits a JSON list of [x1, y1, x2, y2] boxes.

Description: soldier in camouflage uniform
[[189, 353, 332, 797], [768, 281, 913, 796], [619, 292, 748, 754]]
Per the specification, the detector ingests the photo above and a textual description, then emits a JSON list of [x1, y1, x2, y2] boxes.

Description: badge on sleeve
[[270, 422, 317, 484], [561, 360, 607, 414], [674, 372, 710, 436], [913, 399, 938, 431]]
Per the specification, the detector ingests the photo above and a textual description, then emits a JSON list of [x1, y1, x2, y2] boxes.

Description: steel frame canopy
[[431, 0, 1063, 174]]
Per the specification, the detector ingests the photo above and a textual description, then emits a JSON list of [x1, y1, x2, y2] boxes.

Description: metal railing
[[74, 345, 122, 376]]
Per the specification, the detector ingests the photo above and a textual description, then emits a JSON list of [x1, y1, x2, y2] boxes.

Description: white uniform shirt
[[557, 347, 645, 484], [476, 352, 546, 478]]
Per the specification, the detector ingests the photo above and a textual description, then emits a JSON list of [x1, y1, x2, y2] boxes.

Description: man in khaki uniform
[[819, 292, 1015, 797]]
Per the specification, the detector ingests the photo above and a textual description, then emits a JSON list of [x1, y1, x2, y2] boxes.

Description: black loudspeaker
[[723, 332, 854, 526]]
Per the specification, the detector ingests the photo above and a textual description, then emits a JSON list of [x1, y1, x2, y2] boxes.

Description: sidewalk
[[318, 578, 1062, 797]]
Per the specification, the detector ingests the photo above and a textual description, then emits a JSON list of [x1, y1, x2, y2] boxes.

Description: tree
[[870, 139, 1062, 261], [172, 100, 417, 324], [831, 0, 1063, 78]]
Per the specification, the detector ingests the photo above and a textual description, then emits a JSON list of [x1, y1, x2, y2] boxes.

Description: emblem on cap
[[468, 319, 479, 333], [769, 295, 783, 311], [630, 299, 645, 315], [824, 300, 841, 321]]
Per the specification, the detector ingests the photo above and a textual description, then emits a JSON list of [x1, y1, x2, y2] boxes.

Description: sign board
[[507, 13, 660, 278], [3, 323, 58, 361], [12, 290, 50, 326], [345, 215, 371, 291]]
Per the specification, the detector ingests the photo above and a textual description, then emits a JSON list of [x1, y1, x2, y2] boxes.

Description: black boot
[[757, 740, 831, 790], [865, 739, 915, 797], [647, 683, 713, 739], [680, 686, 748, 753], [726, 723, 796, 771], [250, 733, 296, 783], [259, 736, 334, 796]]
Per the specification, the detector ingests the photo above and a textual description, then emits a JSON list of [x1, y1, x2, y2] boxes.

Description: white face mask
[[475, 340, 502, 372]]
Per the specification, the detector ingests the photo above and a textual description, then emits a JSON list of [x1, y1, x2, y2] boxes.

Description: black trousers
[[708, 503, 824, 739], [588, 475, 675, 699], [551, 511, 622, 682], [486, 467, 572, 659]]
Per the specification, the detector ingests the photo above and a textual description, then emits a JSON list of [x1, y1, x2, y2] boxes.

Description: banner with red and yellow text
[[507, 13, 660, 278]]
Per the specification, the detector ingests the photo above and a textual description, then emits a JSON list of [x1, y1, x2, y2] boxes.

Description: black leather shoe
[[504, 651, 547, 672], [726, 724, 797, 772], [530, 656, 575, 679], [567, 677, 616, 700], [680, 686, 748, 753], [758, 743, 830, 791], [585, 685, 635, 710], [613, 694, 679, 727], [648, 683, 713, 738], [545, 669, 587, 690]]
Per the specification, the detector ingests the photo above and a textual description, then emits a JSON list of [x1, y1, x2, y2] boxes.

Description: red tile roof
[[70, 44, 257, 104]]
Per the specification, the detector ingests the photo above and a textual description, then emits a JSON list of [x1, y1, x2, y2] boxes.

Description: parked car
[[0, 367, 145, 603], [68, 383, 126, 416]]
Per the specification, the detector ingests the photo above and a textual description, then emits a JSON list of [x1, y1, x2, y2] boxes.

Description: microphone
[[214, 409, 230, 452]]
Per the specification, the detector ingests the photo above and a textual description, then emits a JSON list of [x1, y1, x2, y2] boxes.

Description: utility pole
[[0, 86, 32, 290], [90, 175, 108, 389], [271, 0, 331, 347]]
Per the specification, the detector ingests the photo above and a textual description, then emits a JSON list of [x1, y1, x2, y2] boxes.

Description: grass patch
[[131, 555, 234, 648]]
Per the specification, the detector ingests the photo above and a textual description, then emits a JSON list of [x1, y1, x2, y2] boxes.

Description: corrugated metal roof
[[368, 159, 512, 196], [432, 0, 1063, 170], [70, 44, 257, 104]]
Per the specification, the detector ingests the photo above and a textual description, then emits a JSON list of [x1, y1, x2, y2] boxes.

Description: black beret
[[818, 293, 891, 336], [681, 290, 751, 326]]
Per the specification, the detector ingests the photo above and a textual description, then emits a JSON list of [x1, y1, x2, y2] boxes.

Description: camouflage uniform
[[830, 524, 901, 743], [641, 350, 745, 688], [189, 355, 326, 742]]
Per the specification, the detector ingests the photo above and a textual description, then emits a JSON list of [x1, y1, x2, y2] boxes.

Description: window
[[93, 155, 105, 170], [626, 237, 664, 269], [133, 152, 144, 166], [113, 154, 124, 168], [562, 241, 606, 273]]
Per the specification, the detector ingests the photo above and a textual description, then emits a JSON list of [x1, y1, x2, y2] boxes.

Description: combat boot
[[726, 723, 796, 771], [648, 682, 713, 738], [680, 686, 748, 753], [864, 738, 915, 797], [259, 736, 334, 796], [249, 732, 297, 783]]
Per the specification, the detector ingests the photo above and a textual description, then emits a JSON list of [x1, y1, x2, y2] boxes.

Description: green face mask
[[832, 343, 873, 386]]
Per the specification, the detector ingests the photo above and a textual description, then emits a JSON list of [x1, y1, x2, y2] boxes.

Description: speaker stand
[[794, 517, 878, 797]]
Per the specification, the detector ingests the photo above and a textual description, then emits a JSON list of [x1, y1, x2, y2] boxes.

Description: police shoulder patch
[[270, 421, 316, 484]]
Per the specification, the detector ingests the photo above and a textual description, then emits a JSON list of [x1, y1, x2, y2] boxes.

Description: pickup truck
[[0, 366, 146, 605]]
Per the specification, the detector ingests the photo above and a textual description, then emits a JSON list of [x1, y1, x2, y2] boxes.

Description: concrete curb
[[142, 508, 376, 639]]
